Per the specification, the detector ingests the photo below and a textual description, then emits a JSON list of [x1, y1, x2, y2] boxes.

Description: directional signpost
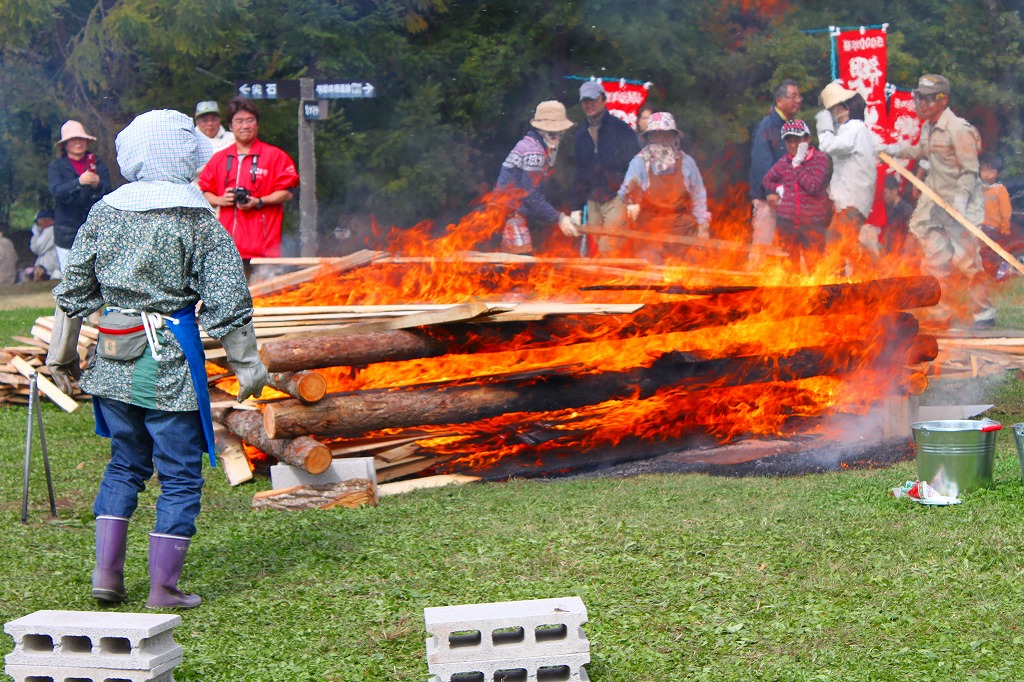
[[233, 78, 375, 256]]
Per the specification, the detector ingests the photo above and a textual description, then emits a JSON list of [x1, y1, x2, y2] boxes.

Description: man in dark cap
[[569, 80, 640, 255], [883, 74, 994, 329]]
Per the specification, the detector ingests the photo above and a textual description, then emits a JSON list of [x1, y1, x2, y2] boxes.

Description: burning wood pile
[[206, 200, 951, 486]]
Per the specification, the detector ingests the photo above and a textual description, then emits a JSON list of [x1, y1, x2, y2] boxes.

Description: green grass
[[3, 296, 1024, 680]]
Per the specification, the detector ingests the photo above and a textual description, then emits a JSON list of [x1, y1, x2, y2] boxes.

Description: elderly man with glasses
[[748, 79, 803, 265]]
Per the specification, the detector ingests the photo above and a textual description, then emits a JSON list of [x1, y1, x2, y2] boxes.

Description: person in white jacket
[[815, 82, 877, 274], [28, 209, 60, 280]]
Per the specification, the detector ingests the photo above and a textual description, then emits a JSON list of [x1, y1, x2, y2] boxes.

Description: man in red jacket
[[199, 97, 299, 271]]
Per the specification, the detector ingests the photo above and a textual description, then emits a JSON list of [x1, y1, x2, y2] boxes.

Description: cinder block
[[4, 662, 175, 682], [425, 651, 591, 682], [270, 457, 376, 490], [425, 597, 588, 665], [4, 610, 181, 672]]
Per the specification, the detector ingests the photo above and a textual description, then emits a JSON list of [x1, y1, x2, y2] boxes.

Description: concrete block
[[4, 662, 175, 682], [4, 610, 181, 671], [425, 651, 591, 682], [270, 457, 376, 490], [425, 597, 588, 664]]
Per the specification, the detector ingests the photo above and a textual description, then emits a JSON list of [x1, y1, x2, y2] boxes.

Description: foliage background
[[1, 0, 1021, 238]]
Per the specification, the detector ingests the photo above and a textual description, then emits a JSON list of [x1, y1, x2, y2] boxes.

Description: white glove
[[626, 203, 640, 221], [697, 223, 710, 239], [952, 195, 968, 216], [570, 210, 583, 226], [45, 307, 83, 395], [221, 321, 268, 402], [558, 213, 580, 237], [878, 143, 899, 157], [776, 186, 785, 200], [814, 110, 834, 134], [791, 142, 809, 167]]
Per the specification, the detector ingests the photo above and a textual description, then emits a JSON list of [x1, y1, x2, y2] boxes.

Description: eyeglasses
[[232, 116, 258, 125], [784, 92, 803, 101]]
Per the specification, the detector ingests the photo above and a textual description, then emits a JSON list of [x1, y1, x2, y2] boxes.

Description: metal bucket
[[1012, 423, 1024, 482], [911, 418, 1001, 495]]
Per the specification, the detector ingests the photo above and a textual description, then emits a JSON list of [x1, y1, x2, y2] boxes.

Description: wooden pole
[[579, 225, 788, 257], [878, 151, 1024, 276], [298, 77, 318, 257]]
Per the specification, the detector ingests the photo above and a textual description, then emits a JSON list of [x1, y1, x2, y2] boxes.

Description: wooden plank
[[248, 249, 384, 298], [275, 302, 508, 341], [373, 443, 422, 464], [328, 433, 455, 457], [375, 457, 439, 483], [377, 474, 482, 497], [11, 356, 80, 413]]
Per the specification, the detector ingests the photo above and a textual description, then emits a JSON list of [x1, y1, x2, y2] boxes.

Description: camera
[[232, 187, 250, 205]]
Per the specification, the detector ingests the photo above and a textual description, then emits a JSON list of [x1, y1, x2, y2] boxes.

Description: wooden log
[[259, 276, 941, 372], [219, 409, 332, 474], [251, 479, 377, 511], [267, 370, 327, 404], [265, 316, 920, 439]]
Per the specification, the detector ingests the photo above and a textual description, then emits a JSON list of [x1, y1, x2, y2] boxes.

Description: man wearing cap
[[495, 101, 579, 253], [815, 81, 878, 270], [617, 111, 710, 262], [749, 79, 803, 264], [48, 120, 112, 272], [28, 209, 60, 280], [198, 96, 299, 272], [882, 74, 994, 328], [569, 80, 640, 255], [194, 101, 235, 155]]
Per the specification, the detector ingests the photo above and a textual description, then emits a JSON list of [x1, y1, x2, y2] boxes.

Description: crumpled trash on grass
[[890, 480, 962, 506]]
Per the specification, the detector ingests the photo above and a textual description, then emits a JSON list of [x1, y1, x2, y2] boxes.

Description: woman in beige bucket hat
[[48, 120, 111, 271], [495, 101, 580, 253]]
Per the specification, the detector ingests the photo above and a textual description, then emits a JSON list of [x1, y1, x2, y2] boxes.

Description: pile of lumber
[[0, 316, 94, 408]]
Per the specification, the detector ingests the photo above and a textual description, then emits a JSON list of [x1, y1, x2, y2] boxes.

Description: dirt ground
[[0, 281, 58, 310]]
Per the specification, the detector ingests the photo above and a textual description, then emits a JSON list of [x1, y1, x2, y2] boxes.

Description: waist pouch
[[97, 311, 150, 361]]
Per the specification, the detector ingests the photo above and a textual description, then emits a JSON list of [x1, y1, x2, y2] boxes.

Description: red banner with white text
[[886, 90, 921, 192], [599, 81, 650, 130], [836, 28, 890, 227]]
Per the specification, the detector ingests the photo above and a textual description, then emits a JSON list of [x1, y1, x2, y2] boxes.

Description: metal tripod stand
[[22, 372, 57, 523]]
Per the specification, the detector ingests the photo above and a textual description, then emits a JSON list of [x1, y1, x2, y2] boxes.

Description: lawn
[[2, 289, 1024, 681]]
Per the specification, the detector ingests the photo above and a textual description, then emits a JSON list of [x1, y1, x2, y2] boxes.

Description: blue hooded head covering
[[102, 109, 214, 213]]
